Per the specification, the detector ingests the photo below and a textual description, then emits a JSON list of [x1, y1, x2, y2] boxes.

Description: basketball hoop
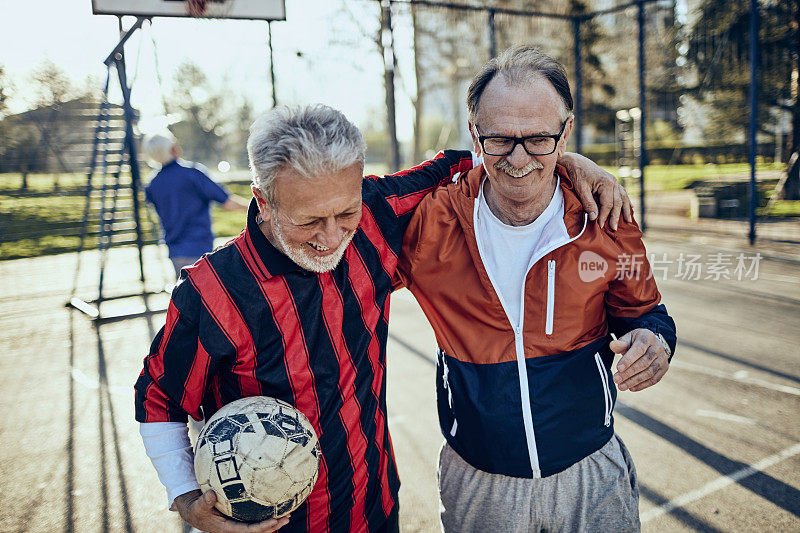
[[186, 0, 236, 18]]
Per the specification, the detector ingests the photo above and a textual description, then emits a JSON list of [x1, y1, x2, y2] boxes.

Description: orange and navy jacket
[[397, 164, 677, 478], [134, 151, 475, 533]]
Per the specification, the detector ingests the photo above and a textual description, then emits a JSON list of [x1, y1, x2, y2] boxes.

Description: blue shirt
[[144, 159, 230, 259]]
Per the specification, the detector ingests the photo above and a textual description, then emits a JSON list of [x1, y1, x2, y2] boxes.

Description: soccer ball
[[194, 396, 321, 522]]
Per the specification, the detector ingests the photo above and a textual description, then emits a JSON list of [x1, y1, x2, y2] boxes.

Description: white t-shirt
[[476, 178, 565, 328]]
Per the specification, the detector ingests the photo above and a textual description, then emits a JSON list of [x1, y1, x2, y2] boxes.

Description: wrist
[[656, 332, 672, 359], [172, 489, 202, 514]]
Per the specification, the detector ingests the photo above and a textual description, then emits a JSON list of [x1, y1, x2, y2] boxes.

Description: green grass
[[606, 162, 784, 192], [764, 200, 800, 217], [0, 172, 88, 193]]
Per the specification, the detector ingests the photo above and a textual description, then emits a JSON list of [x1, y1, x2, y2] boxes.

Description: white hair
[[143, 133, 177, 166], [247, 104, 366, 206]]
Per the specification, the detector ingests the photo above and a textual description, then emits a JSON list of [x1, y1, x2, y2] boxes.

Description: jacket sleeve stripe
[[380, 152, 474, 216], [364, 151, 473, 216]]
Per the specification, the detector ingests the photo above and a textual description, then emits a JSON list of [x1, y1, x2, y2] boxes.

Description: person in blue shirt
[[143, 133, 249, 277]]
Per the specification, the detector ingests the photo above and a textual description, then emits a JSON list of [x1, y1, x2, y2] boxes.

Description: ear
[[557, 116, 575, 159], [251, 186, 272, 223], [468, 122, 483, 156]]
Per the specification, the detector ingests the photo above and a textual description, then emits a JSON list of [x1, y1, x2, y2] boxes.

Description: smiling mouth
[[307, 242, 332, 253], [495, 159, 544, 179], [502, 168, 533, 178]]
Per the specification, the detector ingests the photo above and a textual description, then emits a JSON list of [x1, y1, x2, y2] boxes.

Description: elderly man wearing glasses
[[395, 46, 676, 532]]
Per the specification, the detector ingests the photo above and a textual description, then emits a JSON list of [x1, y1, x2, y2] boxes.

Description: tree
[[229, 98, 255, 169], [681, 0, 798, 196], [0, 65, 12, 153], [410, 1, 486, 154], [167, 60, 229, 166], [0, 65, 10, 118], [0, 62, 109, 185], [30, 60, 74, 108], [568, 0, 617, 144], [20, 60, 79, 189], [682, 3, 797, 141]]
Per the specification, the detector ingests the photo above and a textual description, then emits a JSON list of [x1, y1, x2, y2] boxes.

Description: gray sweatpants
[[438, 434, 640, 533]]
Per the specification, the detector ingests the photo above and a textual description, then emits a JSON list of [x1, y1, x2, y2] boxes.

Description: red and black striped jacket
[[134, 151, 474, 533]]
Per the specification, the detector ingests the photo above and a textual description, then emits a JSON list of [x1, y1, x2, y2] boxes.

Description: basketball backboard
[[91, 0, 285, 21]]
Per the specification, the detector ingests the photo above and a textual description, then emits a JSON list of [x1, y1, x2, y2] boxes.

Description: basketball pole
[[111, 16, 147, 289], [69, 16, 168, 323], [74, 3, 287, 321]]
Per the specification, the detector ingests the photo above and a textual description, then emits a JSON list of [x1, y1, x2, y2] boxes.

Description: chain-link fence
[[380, 0, 795, 240]]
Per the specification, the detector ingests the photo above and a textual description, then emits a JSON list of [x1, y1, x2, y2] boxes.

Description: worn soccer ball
[[194, 396, 321, 522]]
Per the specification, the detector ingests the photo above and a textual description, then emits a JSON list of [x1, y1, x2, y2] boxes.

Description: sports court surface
[[0, 231, 798, 532]]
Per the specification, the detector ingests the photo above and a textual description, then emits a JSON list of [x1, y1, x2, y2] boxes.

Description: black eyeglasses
[[475, 120, 568, 156]]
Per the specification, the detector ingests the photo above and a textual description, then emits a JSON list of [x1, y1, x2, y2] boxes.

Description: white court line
[[670, 360, 800, 396], [71, 367, 129, 396], [71, 367, 99, 389], [695, 409, 756, 424], [758, 273, 800, 284], [641, 442, 800, 523]]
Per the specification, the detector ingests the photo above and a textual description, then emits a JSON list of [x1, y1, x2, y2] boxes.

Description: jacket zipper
[[471, 187, 588, 478], [514, 325, 540, 475], [439, 348, 458, 437], [594, 352, 612, 427], [545, 260, 555, 335]]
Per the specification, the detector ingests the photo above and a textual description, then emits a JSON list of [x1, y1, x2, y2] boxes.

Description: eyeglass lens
[[483, 136, 556, 156]]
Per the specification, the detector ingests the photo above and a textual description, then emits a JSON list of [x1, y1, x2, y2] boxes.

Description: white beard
[[271, 218, 355, 273], [494, 158, 544, 178]]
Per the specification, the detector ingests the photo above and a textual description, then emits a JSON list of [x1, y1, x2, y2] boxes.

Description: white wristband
[[139, 422, 201, 510]]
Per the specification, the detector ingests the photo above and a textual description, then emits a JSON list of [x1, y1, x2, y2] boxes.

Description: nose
[[316, 218, 345, 249], [505, 142, 532, 168]]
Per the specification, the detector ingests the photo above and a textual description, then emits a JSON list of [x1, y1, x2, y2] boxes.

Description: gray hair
[[143, 132, 177, 166], [247, 104, 366, 206], [467, 45, 574, 123]]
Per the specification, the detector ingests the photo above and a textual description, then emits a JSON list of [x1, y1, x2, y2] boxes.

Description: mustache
[[494, 158, 544, 178]]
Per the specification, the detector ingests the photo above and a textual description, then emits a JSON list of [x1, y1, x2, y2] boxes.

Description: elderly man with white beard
[[396, 46, 677, 532], [135, 102, 633, 533]]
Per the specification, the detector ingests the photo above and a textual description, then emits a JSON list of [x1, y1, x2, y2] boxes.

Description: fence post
[[637, 0, 647, 232], [573, 16, 583, 154], [268, 20, 277, 108], [748, 0, 759, 244], [488, 9, 496, 58]]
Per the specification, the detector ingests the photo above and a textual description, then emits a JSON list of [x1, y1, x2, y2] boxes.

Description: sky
[[0, 0, 419, 140]]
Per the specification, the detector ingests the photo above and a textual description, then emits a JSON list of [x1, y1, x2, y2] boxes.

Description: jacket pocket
[[594, 352, 613, 427], [545, 260, 555, 335]]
